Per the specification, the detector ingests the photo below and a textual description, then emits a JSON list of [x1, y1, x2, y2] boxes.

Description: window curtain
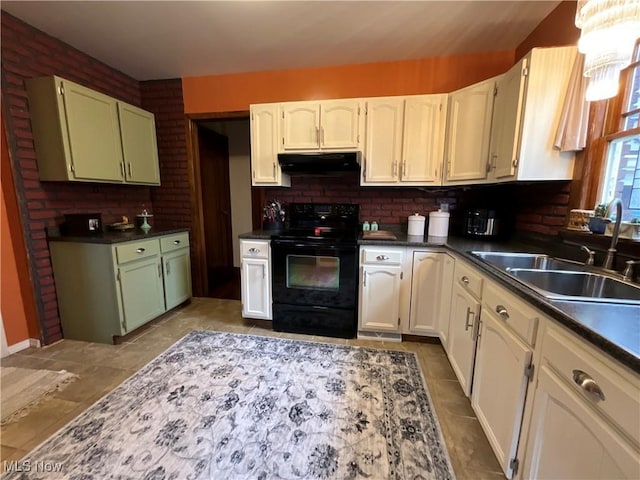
[[554, 53, 590, 152]]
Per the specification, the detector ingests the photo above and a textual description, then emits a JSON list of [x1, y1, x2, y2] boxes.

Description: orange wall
[[1, 118, 39, 345], [516, 1, 579, 60], [183, 50, 515, 113]]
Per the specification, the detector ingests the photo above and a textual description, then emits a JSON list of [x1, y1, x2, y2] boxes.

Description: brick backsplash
[[263, 174, 571, 236]]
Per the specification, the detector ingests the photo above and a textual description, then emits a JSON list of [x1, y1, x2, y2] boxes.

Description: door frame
[[185, 111, 263, 296]]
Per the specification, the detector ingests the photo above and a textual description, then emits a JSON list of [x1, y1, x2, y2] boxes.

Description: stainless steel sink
[[470, 251, 640, 305], [471, 252, 586, 271], [507, 269, 640, 304]]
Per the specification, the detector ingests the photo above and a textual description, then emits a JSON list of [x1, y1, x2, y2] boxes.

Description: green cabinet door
[[118, 102, 161, 185], [163, 248, 192, 310], [62, 80, 124, 182], [118, 257, 166, 333]]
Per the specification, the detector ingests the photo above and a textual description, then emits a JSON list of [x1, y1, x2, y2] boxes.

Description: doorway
[[192, 116, 261, 300]]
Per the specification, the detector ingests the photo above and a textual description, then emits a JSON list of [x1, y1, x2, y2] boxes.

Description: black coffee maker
[[464, 208, 501, 238]]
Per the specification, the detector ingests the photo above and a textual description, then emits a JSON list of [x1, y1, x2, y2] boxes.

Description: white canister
[[428, 210, 450, 238], [407, 213, 426, 236]]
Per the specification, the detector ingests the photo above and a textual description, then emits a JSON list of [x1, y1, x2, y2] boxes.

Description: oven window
[[286, 255, 340, 290]]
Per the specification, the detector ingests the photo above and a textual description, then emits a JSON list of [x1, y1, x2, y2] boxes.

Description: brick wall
[[264, 175, 571, 236], [1, 11, 153, 343], [140, 80, 189, 231]]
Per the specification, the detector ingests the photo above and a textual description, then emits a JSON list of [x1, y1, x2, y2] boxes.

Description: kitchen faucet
[[602, 198, 623, 270]]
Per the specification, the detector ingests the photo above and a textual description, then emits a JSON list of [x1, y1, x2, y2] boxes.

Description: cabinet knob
[[461, 275, 470, 285], [173, 240, 181, 245], [572, 369, 605, 401], [495, 304, 509, 320], [376, 255, 389, 261], [136, 248, 145, 253], [248, 247, 260, 254]]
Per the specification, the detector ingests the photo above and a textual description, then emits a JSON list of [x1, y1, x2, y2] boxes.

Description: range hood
[[277, 152, 361, 175]]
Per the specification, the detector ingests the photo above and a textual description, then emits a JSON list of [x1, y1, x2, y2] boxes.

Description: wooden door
[[199, 128, 234, 290]]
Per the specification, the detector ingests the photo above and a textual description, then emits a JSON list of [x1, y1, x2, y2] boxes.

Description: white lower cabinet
[[358, 248, 404, 333], [447, 281, 480, 395], [518, 323, 640, 479], [408, 251, 454, 336], [358, 247, 454, 339], [240, 239, 272, 320], [446, 258, 483, 395], [472, 309, 533, 478]]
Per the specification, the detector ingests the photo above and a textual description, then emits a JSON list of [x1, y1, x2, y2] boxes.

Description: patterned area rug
[[1, 367, 77, 425], [3, 332, 455, 480]]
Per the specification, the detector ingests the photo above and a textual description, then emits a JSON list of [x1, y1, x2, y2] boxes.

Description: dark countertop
[[240, 228, 640, 373], [48, 227, 190, 244]]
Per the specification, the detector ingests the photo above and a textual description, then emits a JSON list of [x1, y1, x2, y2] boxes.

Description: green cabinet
[[26, 75, 160, 185], [160, 232, 192, 310], [49, 231, 191, 344]]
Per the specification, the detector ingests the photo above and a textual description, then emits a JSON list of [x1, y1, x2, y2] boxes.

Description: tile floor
[[0, 298, 505, 479]]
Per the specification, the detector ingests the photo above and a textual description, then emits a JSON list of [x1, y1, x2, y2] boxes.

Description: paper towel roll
[[428, 210, 450, 237], [407, 213, 426, 236]]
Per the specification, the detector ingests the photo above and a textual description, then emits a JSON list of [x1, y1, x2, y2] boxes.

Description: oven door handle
[[311, 306, 330, 310]]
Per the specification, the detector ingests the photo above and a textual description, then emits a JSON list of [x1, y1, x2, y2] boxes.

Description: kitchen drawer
[[241, 240, 269, 259], [455, 260, 484, 299], [160, 232, 190, 253], [542, 323, 640, 446], [115, 239, 160, 264], [483, 280, 538, 346], [361, 248, 403, 265]]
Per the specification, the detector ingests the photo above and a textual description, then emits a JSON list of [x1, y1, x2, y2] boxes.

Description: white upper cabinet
[[250, 103, 290, 187], [281, 99, 361, 151], [362, 97, 405, 184], [488, 46, 577, 182], [443, 77, 496, 184], [362, 94, 447, 186]]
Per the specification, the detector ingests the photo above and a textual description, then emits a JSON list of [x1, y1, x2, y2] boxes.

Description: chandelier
[[575, 0, 640, 101]]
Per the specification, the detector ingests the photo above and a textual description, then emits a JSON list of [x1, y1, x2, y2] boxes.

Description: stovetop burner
[[272, 203, 359, 245]]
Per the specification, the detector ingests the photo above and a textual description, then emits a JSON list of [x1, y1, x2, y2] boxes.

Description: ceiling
[[1, 1, 562, 81]]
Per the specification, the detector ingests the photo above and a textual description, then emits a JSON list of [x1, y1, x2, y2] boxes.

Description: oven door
[[271, 240, 357, 310]]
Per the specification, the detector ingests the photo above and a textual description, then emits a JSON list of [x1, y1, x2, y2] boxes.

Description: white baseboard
[[5, 338, 40, 355]]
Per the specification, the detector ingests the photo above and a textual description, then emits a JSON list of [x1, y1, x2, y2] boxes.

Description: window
[[598, 43, 640, 221]]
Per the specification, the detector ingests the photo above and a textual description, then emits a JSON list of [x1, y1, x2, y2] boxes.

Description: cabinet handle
[[262, 264, 266, 278], [460, 275, 470, 285], [320, 126, 325, 145], [316, 126, 320, 144], [402, 161, 407, 177], [392, 161, 398, 176], [572, 369, 605, 401], [272, 162, 276, 177], [464, 307, 474, 331], [166, 261, 171, 275], [248, 247, 260, 254], [136, 248, 145, 253], [363, 272, 367, 287], [376, 255, 389, 261], [495, 304, 509, 320], [157, 263, 162, 277], [173, 240, 181, 245], [120, 162, 125, 178], [128, 162, 132, 177]]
